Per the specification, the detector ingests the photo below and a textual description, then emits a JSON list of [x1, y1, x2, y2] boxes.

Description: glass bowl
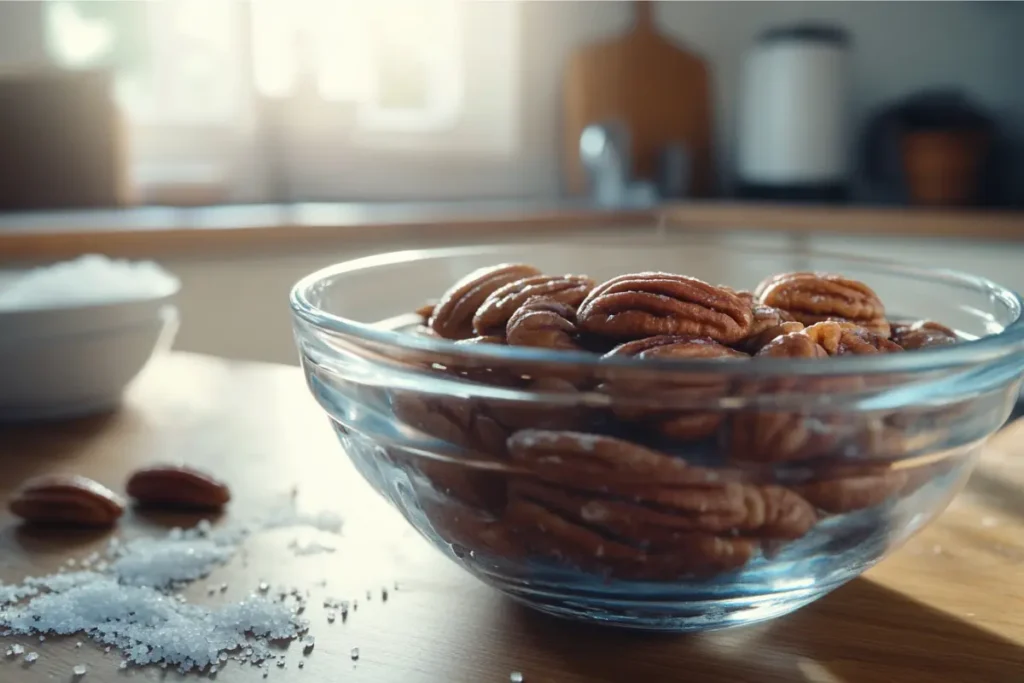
[[290, 238, 1024, 632]]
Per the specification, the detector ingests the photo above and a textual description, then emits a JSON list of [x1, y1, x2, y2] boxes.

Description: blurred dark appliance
[[736, 23, 851, 202], [861, 90, 998, 207], [0, 68, 131, 210]]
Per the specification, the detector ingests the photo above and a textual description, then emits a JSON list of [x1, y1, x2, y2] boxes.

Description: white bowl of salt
[[0, 254, 180, 421]]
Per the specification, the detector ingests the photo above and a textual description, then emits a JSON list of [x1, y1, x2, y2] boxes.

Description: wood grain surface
[[1, 353, 1023, 682], [562, 1, 713, 197]]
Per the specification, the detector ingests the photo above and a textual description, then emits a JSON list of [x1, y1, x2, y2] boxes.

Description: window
[[43, 0, 520, 201]]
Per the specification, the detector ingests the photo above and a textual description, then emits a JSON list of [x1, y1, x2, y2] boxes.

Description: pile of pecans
[[382, 265, 963, 581]]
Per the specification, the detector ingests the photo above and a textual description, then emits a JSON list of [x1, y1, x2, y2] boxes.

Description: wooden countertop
[[0, 201, 1022, 261], [1, 352, 1023, 682]]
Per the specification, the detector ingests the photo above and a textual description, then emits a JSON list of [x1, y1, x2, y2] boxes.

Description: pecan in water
[[729, 335, 838, 463], [422, 498, 523, 560], [890, 319, 959, 350], [429, 263, 542, 340], [504, 496, 759, 580], [755, 271, 890, 337], [473, 274, 595, 337], [391, 393, 508, 511], [9, 475, 125, 527], [507, 429, 717, 489], [600, 335, 748, 441], [506, 297, 583, 351], [483, 377, 589, 433], [510, 478, 816, 540], [126, 465, 231, 510], [576, 273, 753, 344], [795, 470, 909, 513]]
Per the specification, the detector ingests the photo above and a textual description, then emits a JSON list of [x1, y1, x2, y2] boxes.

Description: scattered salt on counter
[[0, 255, 178, 310], [511, 672, 524, 682], [0, 499, 344, 673], [112, 538, 234, 587]]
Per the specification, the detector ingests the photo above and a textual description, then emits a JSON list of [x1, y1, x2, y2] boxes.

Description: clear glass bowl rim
[[290, 239, 1024, 377]]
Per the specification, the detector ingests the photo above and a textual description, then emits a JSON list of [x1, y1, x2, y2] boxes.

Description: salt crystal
[[72, 664, 87, 676], [39, 635, 45, 641], [105, 646, 111, 653], [11, 644, 24, 655], [4, 649, 11, 658], [350, 647, 360, 661], [210, 666, 218, 674], [220, 583, 228, 593], [119, 662, 128, 670], [298, 660, 305, 669], [75, 641, 82, 648], [0, 255, 178, 310], [113, 538, 234, 587], [326, 611, 336, 623], [511, 672, 524, 683], [258, 581, 270, 593], [0, 503, 340, 673], [382, 587, 389, 602]]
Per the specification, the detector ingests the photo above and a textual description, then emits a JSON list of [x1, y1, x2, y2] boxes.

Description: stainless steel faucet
[[578, 122, 658, 208]]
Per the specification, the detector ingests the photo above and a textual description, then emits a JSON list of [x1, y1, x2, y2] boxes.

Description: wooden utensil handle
[[633, 0, 654, 33]]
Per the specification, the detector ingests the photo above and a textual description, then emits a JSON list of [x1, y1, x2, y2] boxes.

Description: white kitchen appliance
[[736, 24, 851, 202]]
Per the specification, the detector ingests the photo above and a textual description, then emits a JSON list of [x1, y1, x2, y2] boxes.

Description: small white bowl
[[0, 265, 180, 343], [0, 306, 180, 421]]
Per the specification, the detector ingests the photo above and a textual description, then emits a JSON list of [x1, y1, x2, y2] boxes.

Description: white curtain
[[44, 0, 521, 203]]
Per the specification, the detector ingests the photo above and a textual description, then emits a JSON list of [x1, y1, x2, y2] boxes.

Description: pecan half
[[737, 321, 805, 354], [9, 475, 125, 527], [473, 274, 595, 337], [429, 263, 542, 339], [415, 301, 437, 322], [576, 273, 754, 344], [600, 335, 748, 441], [755, 271, 890, 337], [803, 321, 904, 356], [506, 297, 583, 351], [126, 465, 231, 511], [890, 319, 959, 350], [756, 331, 829, 359]]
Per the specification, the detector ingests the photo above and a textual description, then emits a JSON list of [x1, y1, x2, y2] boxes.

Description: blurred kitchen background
[[0, 0, 1022, 364]]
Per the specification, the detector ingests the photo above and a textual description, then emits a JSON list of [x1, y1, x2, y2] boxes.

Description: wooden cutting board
[[562, 1, 713, 198]]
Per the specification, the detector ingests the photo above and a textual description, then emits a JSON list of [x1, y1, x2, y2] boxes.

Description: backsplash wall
[[519, 1, 1023, 197], [0, 1, 1019, 201]]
